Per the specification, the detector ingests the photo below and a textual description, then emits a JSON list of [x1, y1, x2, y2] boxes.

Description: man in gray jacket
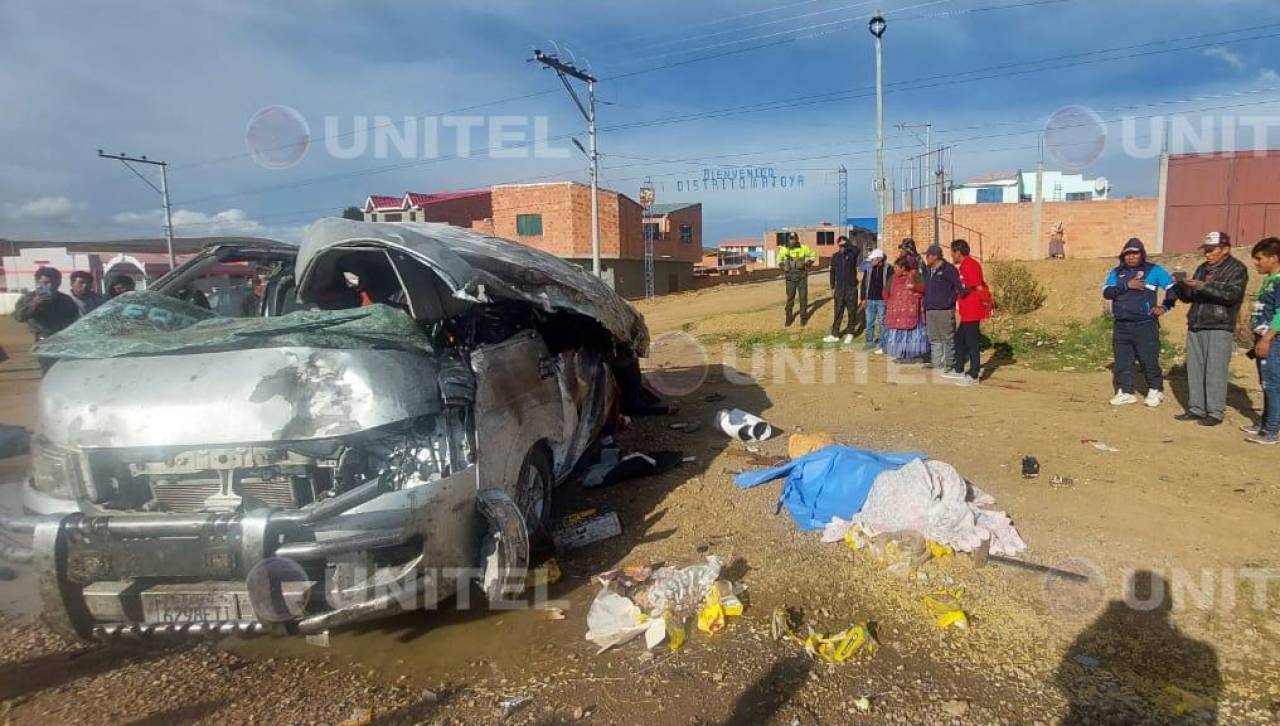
[[1168, 231, 1249, 427]]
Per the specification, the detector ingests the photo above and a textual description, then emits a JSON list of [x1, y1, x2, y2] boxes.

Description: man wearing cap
[[1168, 231, 1248, 426], [861, 247, 889, 352], [778, 232, 817, 327], [922, 243, 966, 374], [824, 235, 860, 344], [1103, 238, 1176, 407]]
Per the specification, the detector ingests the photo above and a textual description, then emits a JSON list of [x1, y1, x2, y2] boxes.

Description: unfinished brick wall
[[414, 194, 493, 228], [644, 205, 704, 263], [491, 182, 641, 259], [885, 198, 1158, 260]]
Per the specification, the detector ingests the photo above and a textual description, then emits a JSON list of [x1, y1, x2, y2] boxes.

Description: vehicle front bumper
[[0, 466, 516, 641]]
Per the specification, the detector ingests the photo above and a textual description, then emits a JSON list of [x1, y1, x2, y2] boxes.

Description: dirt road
[[2, 259, 1279, 724]]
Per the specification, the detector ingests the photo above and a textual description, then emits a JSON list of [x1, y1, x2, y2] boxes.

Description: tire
[[514, 445, 553, 545]]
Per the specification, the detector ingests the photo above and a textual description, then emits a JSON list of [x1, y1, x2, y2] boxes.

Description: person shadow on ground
[[1054, 570, 1220, 725]]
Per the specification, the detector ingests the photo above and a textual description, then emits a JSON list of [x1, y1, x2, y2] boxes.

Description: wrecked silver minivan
[[1, 218, 651, 640]]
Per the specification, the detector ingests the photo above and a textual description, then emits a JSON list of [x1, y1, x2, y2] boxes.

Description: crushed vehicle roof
[[296, 218, 649, 355]]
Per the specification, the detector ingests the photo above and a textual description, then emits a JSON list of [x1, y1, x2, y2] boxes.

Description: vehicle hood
[[296, 218, 650, 355], [39, 346, 443, 448]]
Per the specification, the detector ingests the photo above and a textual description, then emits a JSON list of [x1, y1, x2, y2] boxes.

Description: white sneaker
[[954, 375, 978, 387], [822, 335, 840, 344], [1241, 423, 1263, 435], [842, 334, 854, 345], [1145, 390, 1164, 408], [873, 348, 884, 355], [940, 370, 966, 380], [1110, 390, 1138, 406]]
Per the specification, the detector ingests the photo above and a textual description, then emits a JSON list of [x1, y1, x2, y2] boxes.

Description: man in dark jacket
[[825, 236, 860, 344], [13, 267, 79, 343], [1103, 238, 1175, 407], [1169, 231, 1249, 426], [922, 244, 966, 372]]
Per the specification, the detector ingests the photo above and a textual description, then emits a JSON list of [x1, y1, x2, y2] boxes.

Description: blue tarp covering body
[[734, 445, 924, 530]]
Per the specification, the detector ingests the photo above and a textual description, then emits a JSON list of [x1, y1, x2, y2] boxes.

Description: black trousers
[[785, 276, 809, 324], [1113, 320, 1163, 393], [954, 321, 981, 377], [830, 288, 858, 336]]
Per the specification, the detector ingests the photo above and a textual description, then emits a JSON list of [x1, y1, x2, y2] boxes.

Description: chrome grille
[[150, 479, 298, 513]]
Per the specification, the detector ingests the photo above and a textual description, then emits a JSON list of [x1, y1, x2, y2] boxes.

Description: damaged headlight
[[30, 437, 84, 499]]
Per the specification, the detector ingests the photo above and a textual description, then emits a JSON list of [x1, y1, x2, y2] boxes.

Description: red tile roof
[[365, 195, 404, 211], [404, 189, 490, 207]]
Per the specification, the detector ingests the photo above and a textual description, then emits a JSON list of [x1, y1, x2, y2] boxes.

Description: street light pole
[[531, 48, 602, 279], [869, 13, 887, 249], [98, 150, 176, 269]]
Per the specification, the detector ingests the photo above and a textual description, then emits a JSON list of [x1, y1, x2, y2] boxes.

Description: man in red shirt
[[948, 239, 991, 385]]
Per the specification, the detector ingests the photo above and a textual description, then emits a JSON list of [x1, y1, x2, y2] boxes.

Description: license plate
[[142, 587, 245, 623]]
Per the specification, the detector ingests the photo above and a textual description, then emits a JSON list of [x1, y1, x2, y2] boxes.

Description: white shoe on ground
[[954, 375, 978, 387], [1145, 390, 1164, 408], [873, 348, 884, 355], [940, 370, 966, 380], [842, 334, 854, 345], [822, 335, 840, 344], [1110, 390, 1138, 406]]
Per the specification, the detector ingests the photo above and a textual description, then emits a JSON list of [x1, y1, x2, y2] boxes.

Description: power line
[[134, 24, 1280, 216]]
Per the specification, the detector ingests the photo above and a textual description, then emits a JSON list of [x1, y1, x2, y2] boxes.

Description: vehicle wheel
[[514, 445, 553, 544]]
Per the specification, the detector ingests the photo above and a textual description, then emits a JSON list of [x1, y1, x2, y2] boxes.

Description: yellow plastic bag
[[922, 589, 969, 629], [800, 624, 878, 663], [665, 612, 687, 651], [696, 580, 744, 634]]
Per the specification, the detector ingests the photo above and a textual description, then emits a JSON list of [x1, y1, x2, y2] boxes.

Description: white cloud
[[113, 207, 268, 236], [3, 195, 85, 220], [1259, 68, 1280, 85], [1204, 47, 1246, 71]]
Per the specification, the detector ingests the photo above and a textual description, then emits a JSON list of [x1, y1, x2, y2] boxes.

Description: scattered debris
[[552, 510, 623, 550], [972, 538, 1089, 582], [716, 408, 776, 442], [921, 590, 969, 630], [499, 694, 531, 720], [851, 696, 873, 713], [787, 431, 836, 459], [1072, 654, 1101, 670], [669, 421, 701, 433], [541, 607, 567, 621], [1050, 474, 1075, 489], [1021, 456, 1040, 479], [527, 559, 563, 589], [581, 441, 684, 489], [941, 699, 969, 717], [304, 631, 331, 648], [797, 624, 879, 663], [1081, 438, 1120, 452], [586, 556, 742, 653]]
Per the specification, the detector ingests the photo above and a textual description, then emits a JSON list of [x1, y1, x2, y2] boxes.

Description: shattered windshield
[[34, 291, 434, 360]]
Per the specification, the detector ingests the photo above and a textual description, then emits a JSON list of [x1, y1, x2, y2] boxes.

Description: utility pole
[[1032, 138, 1045, 259], [98, 150, 176, 269], [837, 166, 848, 238], [869, 13, 887, 249], [1154, 126, 1170, 253], [531, 48, 602, 279], [640, 177, 656, 299]]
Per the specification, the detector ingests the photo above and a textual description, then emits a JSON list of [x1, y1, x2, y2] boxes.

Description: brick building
[[762, 223, 876, 263], [362, 182, 698, 297], [885, 198, 1158, 260]]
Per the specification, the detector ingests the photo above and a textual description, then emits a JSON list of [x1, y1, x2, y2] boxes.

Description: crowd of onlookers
[[792, 229, 1280, 444], [10, 267, 137, 371], [1102, 232, 1279, 445]]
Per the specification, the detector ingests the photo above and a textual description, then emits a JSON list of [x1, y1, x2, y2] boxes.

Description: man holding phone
[[1168, 231, 1248, 427], [13, 266, 80, 345]]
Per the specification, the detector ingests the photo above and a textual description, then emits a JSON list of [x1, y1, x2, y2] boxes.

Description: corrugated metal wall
[[1164, 152, 1280, 252]]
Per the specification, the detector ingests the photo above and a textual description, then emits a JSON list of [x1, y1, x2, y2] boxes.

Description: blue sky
[[3, 0, 1280, 245]]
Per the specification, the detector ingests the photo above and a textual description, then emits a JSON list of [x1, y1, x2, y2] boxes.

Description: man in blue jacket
[[1103, 238, 1175, 407]]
